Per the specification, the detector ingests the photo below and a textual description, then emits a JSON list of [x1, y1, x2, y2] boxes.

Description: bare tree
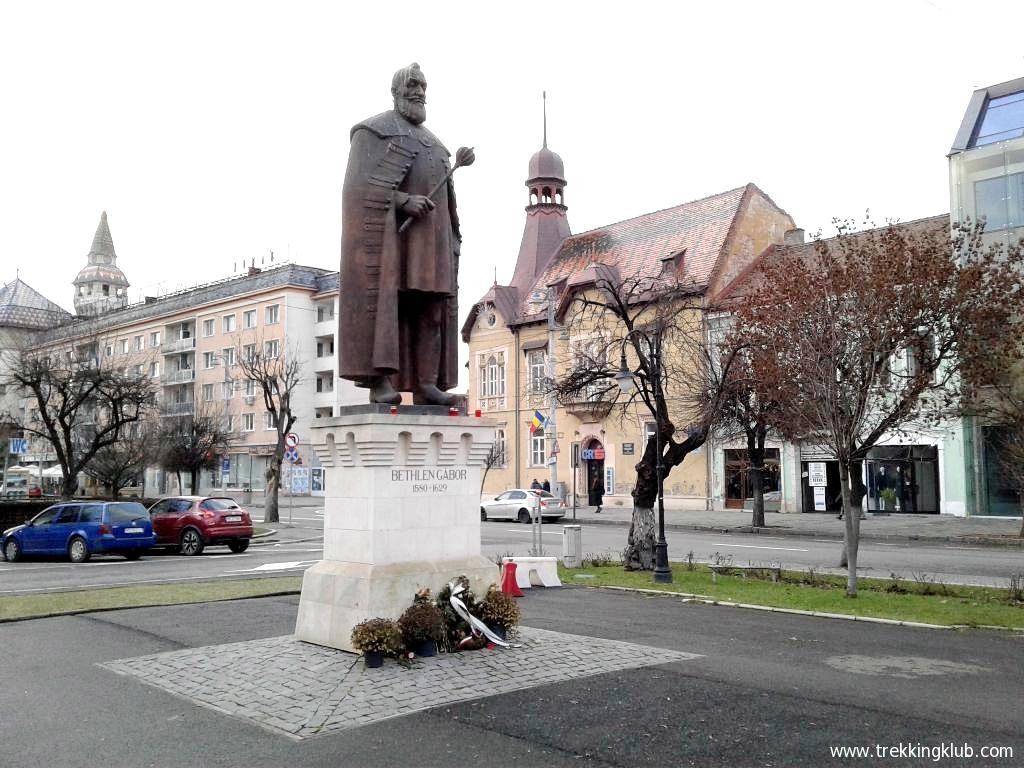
[[84, 422, 157, 498], [234, 340, 302, 523], [733, 217, 1024, 596], [480, 442, 506, 495], [1, 343, 156, 499], [157, 408, 231, 495], [551, 271, 741, 571]]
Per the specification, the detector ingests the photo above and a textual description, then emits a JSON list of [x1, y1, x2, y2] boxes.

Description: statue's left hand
[[401, 194, 435, 218]]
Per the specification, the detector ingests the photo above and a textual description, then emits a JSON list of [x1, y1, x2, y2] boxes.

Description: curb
[[567, 516, 1024, 548], [594, 585, 1024, 632]]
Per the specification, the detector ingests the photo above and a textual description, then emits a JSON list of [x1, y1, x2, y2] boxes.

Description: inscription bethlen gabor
[[392, 468, 469, 494], [391, 469, 468, 481]]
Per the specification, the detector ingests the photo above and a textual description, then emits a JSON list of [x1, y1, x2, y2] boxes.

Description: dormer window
[[970, 89, 1024, 148]]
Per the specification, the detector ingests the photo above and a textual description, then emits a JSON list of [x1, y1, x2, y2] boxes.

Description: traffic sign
[[549, 439, 560, 456], [8, 438, 27, 456], [285, 432, 299, 448], [285, 446, 300, 464]]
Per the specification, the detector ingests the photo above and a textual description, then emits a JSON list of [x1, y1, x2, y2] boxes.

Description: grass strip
[[0, 576, 302, 622], [558, 564, 1024, 629]]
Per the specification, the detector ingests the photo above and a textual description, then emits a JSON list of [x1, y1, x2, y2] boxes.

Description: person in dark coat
[[589, 476, 603, 513], [530, 478, 541, 490], [541, 479, 551, 492]]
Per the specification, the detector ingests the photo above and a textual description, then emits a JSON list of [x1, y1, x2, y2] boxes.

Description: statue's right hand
[[401, 195, 436, 218]]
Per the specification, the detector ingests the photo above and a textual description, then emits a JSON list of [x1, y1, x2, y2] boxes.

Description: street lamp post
[[614, 330, 672, 584]]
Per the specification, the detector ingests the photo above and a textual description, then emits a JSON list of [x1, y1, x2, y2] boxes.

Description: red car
[[148, 496, 253, 555]]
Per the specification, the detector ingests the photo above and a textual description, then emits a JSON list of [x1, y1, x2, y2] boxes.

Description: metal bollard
[[562, 525, 582, 568]]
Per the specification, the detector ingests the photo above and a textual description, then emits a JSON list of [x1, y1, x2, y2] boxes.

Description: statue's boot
[[412, 334, 459, 406], [369, 376, 401, 405]]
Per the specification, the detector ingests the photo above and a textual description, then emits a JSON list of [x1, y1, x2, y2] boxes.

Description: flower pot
[[364, 651, 384, 668], [485, 622, 507, 641], [416, 639, 438, 657]]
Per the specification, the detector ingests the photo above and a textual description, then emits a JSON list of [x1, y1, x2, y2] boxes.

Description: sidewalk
[[554, 501, 1024, 546]]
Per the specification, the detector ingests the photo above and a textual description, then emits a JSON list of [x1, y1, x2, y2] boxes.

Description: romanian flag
[[530, 410, 546, 432]]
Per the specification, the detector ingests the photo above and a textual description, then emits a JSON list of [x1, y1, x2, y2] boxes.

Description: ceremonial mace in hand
[[398, 146, 475, 234]]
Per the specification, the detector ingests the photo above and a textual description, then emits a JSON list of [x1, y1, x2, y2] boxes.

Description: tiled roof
[[713, 214, 950, 307], [0, 278, 73, 330], [513, 185, 754, 324]]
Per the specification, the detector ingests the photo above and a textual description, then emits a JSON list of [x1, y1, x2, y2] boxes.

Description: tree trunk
[[748, 427, 766, 528], [839, 462, 861, 597], [190, 467, 199, 495], [624, 505, 656, 570], [1018, 493, 1023, 538], [61, 473, 77, 500], [264, 460, 280, 523]]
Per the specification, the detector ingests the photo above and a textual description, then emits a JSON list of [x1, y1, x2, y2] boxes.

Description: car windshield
[[202, 498, 241, 511], [109, 503, 148, 523]]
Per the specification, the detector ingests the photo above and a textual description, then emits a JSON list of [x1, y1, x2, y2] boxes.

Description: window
[[265, 304, 280, 324], [224, 414, 234, 433], [530, 428, 546, 467], [134, 364, 145, 377], [904, 331, 937, 382], [242, 413, 254, 432], [202, 383, 215, 401], [478, 353, 505, 398], [243, 309, 257, 329], [316, 340, 335, 357], [971, 89, 1024, 147], [317, 304, 335, 322], [203, 351, 217, 369], [494, 428, 507, 466], [223, 381, 234, 400], [316, 374, 334, 393], [244, 379, 256, 397], [119, 339, 128, 354], [150, 331, 161, 348], [133, 335, 143, 351], [104, 344, 113, 357], [222, 347, 235, 367], [974, 172, 1024, 232], [528, 349, 547, 394], [223, 314, 236, 333], [203, 319, 215, 337], [264, 339, 279, 359], [243, 343, 257, 361], [150, 361, 160, 378], [264, 412, 276, 430]]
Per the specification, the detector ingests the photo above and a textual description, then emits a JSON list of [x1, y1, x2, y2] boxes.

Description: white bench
[[502, 556, 562, 588]]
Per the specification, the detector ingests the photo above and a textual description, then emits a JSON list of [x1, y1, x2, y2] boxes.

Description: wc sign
[[8, 438, 27, 456]]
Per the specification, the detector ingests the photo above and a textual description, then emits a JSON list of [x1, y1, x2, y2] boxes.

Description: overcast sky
[[3, 0, 1022, 382]]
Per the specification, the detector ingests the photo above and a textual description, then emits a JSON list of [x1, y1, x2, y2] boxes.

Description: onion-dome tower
[[508, 93, 571, 297], [73, 211, 130, 316]]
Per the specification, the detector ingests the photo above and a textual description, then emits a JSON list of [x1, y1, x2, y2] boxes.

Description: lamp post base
[[653, 540, 672, 583]]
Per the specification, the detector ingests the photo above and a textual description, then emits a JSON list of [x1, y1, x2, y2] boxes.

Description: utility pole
[[546, 289, 559, 499]]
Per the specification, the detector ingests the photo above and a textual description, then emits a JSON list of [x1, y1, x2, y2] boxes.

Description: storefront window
[[724, 448, 781, 509], [981, 426, 1022, 516], [865, 445, 939, 514]]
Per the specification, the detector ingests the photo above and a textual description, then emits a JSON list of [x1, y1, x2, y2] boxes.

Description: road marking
[[708, 542, 809, 552], [223, 560, 319, 574], [503, 529, 564, 535]]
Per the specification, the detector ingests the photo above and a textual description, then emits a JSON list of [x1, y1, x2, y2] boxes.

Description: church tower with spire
[[507, 93, 572, 298], [73, 211, 130, 316]]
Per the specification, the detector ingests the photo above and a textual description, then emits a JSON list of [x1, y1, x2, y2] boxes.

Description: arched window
[[530, 191, 538, 205]]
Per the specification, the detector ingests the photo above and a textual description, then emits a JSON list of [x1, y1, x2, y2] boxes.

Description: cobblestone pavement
[[100, 627, 701, 740]]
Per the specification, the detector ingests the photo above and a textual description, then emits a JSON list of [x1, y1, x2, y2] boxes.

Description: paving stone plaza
[[101, 627, 702, 740]]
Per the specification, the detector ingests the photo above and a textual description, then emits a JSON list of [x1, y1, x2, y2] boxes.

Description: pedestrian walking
[[589, 476, 603, 513]]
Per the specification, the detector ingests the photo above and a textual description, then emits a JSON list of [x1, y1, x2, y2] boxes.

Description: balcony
[[160, 401, 195, 417], [161, 368, 196, 385], [313, 354, 336, 373], [162, 337, 196, 355]]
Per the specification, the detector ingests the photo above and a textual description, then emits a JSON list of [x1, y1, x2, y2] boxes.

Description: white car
[[480, 489, 567, 523]]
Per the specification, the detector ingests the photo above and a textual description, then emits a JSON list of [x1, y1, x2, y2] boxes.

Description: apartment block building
[[1, 213, 356, 496]]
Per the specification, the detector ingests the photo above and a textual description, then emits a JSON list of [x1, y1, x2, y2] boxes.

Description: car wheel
[[3, 538, 21, 562], [227, 539, 249, 553], [178, 528, 205, 556], [517, 508, 530, 524], [123, 551, 142, 560], [68, 536, 90, 563], [480, 508, 487, 522]]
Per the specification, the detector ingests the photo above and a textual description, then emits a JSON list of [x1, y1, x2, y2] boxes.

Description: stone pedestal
[[294, 407, 499, 651]]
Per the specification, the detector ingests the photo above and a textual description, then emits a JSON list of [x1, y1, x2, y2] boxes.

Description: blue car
[[1, 501, 156, 563]]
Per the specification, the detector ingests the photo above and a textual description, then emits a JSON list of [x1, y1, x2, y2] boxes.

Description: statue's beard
[[396, 97, 426, 125]]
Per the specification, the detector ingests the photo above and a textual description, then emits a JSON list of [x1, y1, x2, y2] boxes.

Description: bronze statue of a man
[[339, 62, 463, 406]]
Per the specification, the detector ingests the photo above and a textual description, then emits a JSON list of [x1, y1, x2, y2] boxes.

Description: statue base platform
[[294, 410, 499, 652]]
